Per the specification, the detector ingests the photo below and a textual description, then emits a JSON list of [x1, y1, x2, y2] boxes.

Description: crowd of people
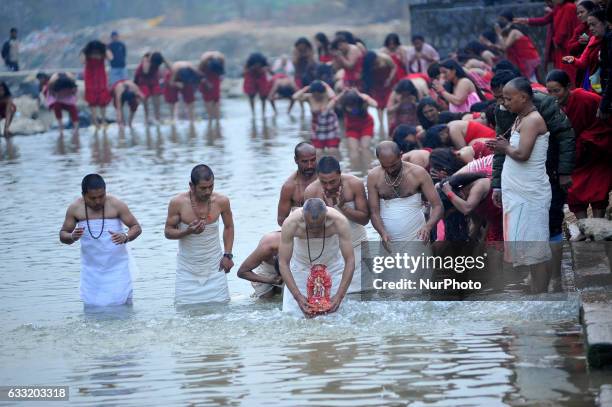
[[2, 1, 611, 316]]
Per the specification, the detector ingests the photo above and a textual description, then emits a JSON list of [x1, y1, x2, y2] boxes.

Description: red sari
[[84, 57, 110, 106], [506, 35, 541, 80], [562, 89, 612, 209], [390, 53, 407, 83]]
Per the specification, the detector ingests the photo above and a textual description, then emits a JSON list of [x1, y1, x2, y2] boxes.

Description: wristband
[[447, 191, 456, 201], [123, 233, 129, 244], [223, 253, 233, 260]]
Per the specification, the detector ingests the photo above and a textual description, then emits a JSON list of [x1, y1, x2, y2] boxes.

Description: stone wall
[[410, 1, 548, 58]]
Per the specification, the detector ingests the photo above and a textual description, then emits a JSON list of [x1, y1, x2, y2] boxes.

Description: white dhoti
[[79, 218, 133, 306], [175, 220, 230, 305], [502, 130, 552, 266], [344, 201, 367, 294], [251, 261, 282, 298], [282, 235, 346, 317], [379, 194, 426, 241]]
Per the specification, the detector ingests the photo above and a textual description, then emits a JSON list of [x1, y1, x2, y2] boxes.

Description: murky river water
[[0, 100, 610, 406]]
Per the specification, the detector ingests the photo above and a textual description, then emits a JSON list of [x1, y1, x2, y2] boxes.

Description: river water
[[0, 99, 609, 406]]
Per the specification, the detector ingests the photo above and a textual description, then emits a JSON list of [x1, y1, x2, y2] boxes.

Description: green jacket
[[492, 92, 575, 189]]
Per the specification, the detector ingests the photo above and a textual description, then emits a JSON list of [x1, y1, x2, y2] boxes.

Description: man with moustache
[[304, 156, 369, 293], [277, 141, 318, 226]]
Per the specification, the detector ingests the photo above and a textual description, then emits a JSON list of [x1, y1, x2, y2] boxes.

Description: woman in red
[[493, 18, 541, 81], [134, 51, 169, 124], [80, 40, 112, 128], [386, 79, 419, 137], [545, 69, 612, 220], [42, 73, 79, 136], [0, 81, 16, 138], [198, 51, 225, 123], [330, 36, 364, 90], [562, 9, 606, 92], [382, 33, 408, 83], [314, 33, 333, 64], [331, 89, 377, 164], [361, 51, 396, 129], [243, 53, 273, 116]]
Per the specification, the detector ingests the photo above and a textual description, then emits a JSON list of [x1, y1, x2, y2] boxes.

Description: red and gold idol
[[306, 264, 332, 314]]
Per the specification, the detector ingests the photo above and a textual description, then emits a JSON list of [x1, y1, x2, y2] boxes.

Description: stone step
[[580, 292, 612, 369]]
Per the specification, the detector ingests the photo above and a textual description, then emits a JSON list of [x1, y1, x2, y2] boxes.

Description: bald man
[[304, 156, 369, 293], [368, 141, 443, 244], [277, 141, 318, 226], [279, 198, 355, 317]]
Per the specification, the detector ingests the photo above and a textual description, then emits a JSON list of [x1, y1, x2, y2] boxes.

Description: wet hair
[[417, 97, 441, 129], [493, 60, 521, 76], [361, 51, 378, 93], [314, 64, 334, 86], [177, 67, 201, 84], [578, 1, 597, 13], [81, 173, 106, 194], [299, 63, 317, 87], [36, 72, 50, 82], [0, 81, 11, 98], [392, 125, 418, 153], [191, 164, 214, 185], [481, 30, 498, 44], [120, 89, 138, 110], [545, 69, 571, 88], [340, 90, 367, 116], [423, 125, 450, 149], [469, 100, 493, 113], [429, 148, 464, 175], [276, 85, 295, 99], [384, 33, 401, 47], [335, 31, 355, 44], [490, 69, 520, 90], [499, 9, 514, 22], [440, 59, 486, 101], [427, 62, 441, 80], [464, 41, 487, 57], [330, 37, 345, 51], [150, 52, 164, 68], [294, 37, 313, 50], [303, 198, 327, 221], [506, 77, 534, 99], [51, 73, 77, 93], [83, 40, 107, 57], [317, 156, 341, 174], [309, 80, 326, 93], [246, 52, 268, 68], [438, 111, 466, 123], [315, 32, 330, 53], [588, 9, 607, 24], [442, 172, 488, 192], [484, 103, 497, 127], [395, 79, 418, 98], [207, 58, 225, 75], [294, 141, 314, 158], [411, 34, 425, 42]]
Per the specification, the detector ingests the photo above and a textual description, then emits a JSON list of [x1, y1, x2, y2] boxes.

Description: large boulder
[[7, 117, 47, 135], [13, 95, 40, 119], [578, 218, 612, 241]]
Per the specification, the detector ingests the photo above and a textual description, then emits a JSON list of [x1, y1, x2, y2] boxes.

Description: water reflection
[[91, 129, 112, 165], [0, 136, 19, 160]]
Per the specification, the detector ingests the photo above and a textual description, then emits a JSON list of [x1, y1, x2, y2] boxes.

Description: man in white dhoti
[[164, 164, 235, 305], [304, 156, 369, 293], [59, 174, 142, 307], [487, 78, 552, 293], [367, 141, 443, 245], [237, 231, 283, 299], [279, 198, 355, 317]]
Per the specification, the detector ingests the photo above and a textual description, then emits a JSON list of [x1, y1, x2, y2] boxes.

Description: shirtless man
[[277, 141, 318, 226], [237, 231, 283, 299], [164, 61, 201, 124], [279, 198, 355, 317], [304, 156, 369, 293], [164, 164, 235, 305], [59, 174, 142, 307], [368, 141, 443, 244], [111, 79, 145, 128]]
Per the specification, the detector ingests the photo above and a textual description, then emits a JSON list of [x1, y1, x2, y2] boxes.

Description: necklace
[[384, 166, 404, 198], [305, 219, 326, 264], [512, 106, 538, 132], [189, 190, 211, 222], [84, 203, 104, 239]]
